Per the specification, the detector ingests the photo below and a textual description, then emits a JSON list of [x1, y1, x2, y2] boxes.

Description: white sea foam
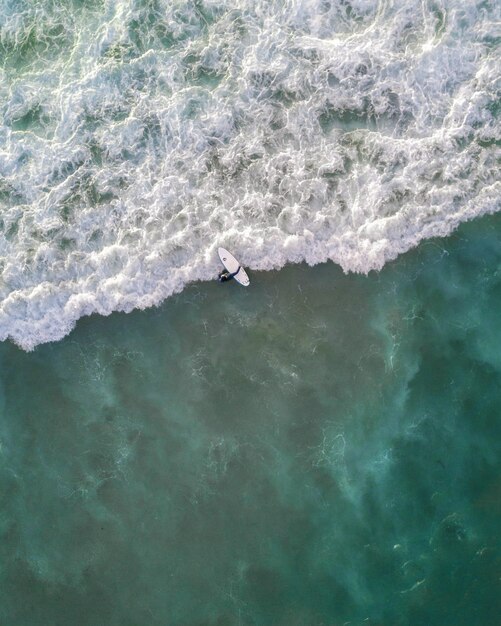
[[0, 0, 500, 349]]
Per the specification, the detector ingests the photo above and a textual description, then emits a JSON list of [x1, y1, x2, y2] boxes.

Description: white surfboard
[[218, 248, 250, 286]]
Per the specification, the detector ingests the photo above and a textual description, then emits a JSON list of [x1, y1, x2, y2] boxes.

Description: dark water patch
[[0, 179, 25, 209], [0, 14, 74, 72], [319, 101, 378, 134], [10, 103, 51, 134]]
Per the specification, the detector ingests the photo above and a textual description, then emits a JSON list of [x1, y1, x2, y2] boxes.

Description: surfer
[[217, 247, 250, 286], [218, 267, 240, 283]]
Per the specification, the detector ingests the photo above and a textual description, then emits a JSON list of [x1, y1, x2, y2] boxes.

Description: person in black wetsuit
[[218, 267, 240, 282]]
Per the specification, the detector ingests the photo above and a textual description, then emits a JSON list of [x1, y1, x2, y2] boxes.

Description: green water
[[1, 214, 501, 625]]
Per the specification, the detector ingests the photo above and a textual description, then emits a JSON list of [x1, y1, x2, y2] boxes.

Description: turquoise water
[[1, 213, 501, 625], [1, 1, 500, 623]]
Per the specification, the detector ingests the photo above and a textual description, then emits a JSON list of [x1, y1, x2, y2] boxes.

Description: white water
[[0, 0, 499, 349]]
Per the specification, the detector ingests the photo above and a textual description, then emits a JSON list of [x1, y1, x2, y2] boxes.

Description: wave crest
[[0, 0, 500, 349]]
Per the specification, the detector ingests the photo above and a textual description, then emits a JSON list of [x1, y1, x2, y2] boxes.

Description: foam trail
[[0, 0, 500, 349]]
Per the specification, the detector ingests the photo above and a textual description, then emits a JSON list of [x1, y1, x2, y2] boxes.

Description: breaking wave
[[0, 0, 499, 349]]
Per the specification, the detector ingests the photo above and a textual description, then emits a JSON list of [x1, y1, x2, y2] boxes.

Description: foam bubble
[[0, 0, 500, 349]]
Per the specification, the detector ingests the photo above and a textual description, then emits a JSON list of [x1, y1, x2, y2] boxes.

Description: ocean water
[[1, 1, 501, 624], [1, 213, 501, 625]]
